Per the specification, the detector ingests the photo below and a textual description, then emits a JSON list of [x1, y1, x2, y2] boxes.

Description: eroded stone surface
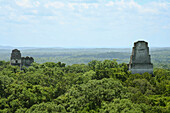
[[129, 41, 153, 74], [10, 49, 22, 66], [10, 49, 34, 68]]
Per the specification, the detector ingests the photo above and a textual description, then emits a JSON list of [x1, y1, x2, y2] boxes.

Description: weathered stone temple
[[129, 41, 153, 74], [10, 49, 34, 67]]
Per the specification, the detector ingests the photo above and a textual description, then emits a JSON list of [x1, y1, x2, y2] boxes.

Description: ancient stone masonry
[[10, 49, 34, 68], [21, 56, 34, 67], [10, 49, 22, 67], [129, 41, 153, 74]]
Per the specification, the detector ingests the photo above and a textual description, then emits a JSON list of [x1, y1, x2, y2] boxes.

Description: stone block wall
[[129, 41, 153, 74]]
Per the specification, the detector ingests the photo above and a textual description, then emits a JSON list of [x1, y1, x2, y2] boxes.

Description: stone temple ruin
[[10, 49, 34, 68], [10, 41, 153, 74], [129, 41, 153, 74]]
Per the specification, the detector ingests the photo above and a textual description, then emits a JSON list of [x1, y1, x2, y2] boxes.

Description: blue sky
[[0, 0, 170, 48]]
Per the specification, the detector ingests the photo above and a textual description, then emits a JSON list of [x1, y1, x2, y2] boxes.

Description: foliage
[[0, 60, 169, 113]]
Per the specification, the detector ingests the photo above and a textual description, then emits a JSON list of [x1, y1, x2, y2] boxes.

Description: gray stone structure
[[129, 41, 153, 74], [10, 49, 22, 66], [10, 49, 34, 68]]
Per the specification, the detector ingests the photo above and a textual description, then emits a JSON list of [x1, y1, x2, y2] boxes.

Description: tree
[[55, 78, 127, 112]]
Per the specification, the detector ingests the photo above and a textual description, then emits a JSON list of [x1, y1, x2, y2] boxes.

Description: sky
[[0, 0, 170, 48]]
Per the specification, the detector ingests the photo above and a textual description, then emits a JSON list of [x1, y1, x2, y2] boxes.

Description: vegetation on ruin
[[0, 59, 170, 113]]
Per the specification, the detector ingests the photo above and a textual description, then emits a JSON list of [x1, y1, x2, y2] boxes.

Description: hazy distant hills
[[0, 45, 65, 50], [0, 45, 169, 51], [0, 45, 39, 50], [0, 45, 169, 66]]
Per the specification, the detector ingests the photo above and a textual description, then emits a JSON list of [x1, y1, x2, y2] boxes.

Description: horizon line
[[0, 45, 170, 49]]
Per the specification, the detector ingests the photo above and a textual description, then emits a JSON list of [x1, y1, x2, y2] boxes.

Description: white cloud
[[44, 2, 65, 9], [104, 0, 163, 14], [68, 3, 77, 10], [128, 1, 141, 9], [105, 1, 114, 7], [34, 1, 40, 7], [105, 0, 141, 10], [67, 3, 98, 10], [139, 8, 158, 14], [82, 3, 89, 9], [151, 2, 170, 9], [15, 0, 40, 8], [15, 0, 33, 8], [2, 0, 169, 26], [80, 3, 99, 9], [137, 2, 170, 14]]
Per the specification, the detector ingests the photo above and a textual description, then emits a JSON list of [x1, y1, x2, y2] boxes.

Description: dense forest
[[0, 59, 170, 112]]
